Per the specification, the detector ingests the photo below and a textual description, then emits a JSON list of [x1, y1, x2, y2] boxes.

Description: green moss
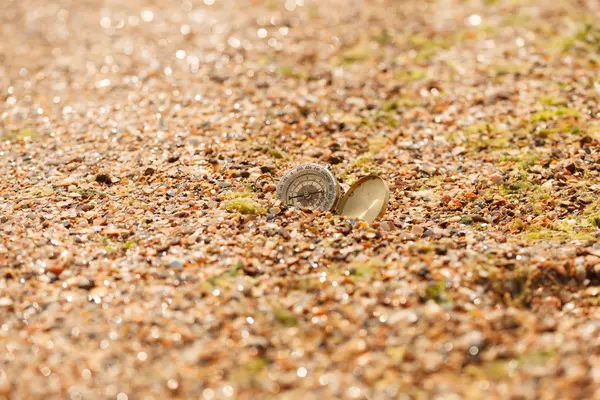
[[393, 34, 451, 63], [531, 111, 555, 123], [500, 177, 530, 196], [274, 310, 297, 326], [535, 128, 558, 138], [346, 153, 372, 174], [539, 95, 567, 107], [341, 40, 372, 64], [518, 350, 557, 366], [492, 63, 525, 77], [528, 186, 550, 215], [413, 48, 436, 62], [488, 266, 532, 306], [222, 198, 266, 215], [123, 240, 136, 250], [531, 108, 581, 123], [231, 358, 269, 383], [460, 216, 473, 225], [425, 281, 451, 304], [373, 111, 398, 128], [267, 148, 285, 159], [278, 64, 305, 79], [503, 13, 532, 27], [2, 129, 38, 141], [224, 190, 252, 200], [523, 220, 596, 242], [466, 360, 510, 380], [382, 100, 398, 112], [560, 23, 600, 53], [307, 5, 320, 19], [409, 241, 435, 254], [348, 264, 377, 280], [498, 155, 520, 162], [386, 346, 406, 362], [517, 153, 539, 171], [373, 30, 394, 45], [462, 124, 512, 151], [335, 260, 385, 281], [470, 350, 557, 380], [258, 55, 271, 65], [368, 135, 386, 152], [396, 69, 427, 81], [229, 262, 243, 277], [76, 188, 107, 199], [589, 216, 600, 229]]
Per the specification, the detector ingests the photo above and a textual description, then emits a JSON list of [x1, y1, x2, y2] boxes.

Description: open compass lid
[[336, 175, 389, 223]]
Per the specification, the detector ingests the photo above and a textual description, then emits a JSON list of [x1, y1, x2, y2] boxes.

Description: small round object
[[276, 163, 340, 211], [336, 175, 389, 223]]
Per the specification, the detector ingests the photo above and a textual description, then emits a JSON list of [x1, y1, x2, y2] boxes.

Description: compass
[[276, 164, 340, 211], [277, 163, 391, 223]]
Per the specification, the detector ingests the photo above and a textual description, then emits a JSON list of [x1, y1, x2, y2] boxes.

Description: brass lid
[[336, 175, 389, 223]]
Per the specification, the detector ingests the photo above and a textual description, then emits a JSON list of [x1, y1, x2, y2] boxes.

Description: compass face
[[276, 164, 339, 211]]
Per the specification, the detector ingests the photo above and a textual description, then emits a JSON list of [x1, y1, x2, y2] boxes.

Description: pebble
[[379, 221, 396, 232], [167, 260, 184, 269], [0, 298, 13, 307], [95, 174, 111, 184], [489, 174, 504, 185], [411, 225, 425, 236]]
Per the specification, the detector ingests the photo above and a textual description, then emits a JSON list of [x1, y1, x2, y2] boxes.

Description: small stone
[[380, 221, 396, 232], [489, 174, 504, 185], [144, 167, 156, 176], [451, 146, 467, 156], [469, 215, 490, 224], [0, 298, 13, 307], [411, 225, 424, 237], [78, 278, 95, 290], [167, 260, 184, 269], [95, 174, 111, 184], [566, 163, 578, 174], [328, 155, 343, 165], [541, 181, 553, 189]]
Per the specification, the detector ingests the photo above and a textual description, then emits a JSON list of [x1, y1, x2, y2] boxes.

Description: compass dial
[[276, 164, 339, 211]]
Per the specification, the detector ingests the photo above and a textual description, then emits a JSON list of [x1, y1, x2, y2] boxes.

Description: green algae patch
[[274, 309, 297, 327], [340, 39, 373, 64], [223, 190, 252, 200], [425, 280, 452, 305], [531, 108, 581, 123], [222, 198, 266, 215], [2, 129, 38, 141], [500, 177, 530, 196], [278, 64, 306, 80], [266, 148, 285, 159]]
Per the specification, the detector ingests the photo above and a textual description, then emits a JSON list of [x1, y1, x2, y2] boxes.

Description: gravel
[[2, 0, 600, 399]]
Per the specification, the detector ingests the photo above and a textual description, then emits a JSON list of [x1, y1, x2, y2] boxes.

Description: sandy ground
[[3, 0, 600, 398]]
